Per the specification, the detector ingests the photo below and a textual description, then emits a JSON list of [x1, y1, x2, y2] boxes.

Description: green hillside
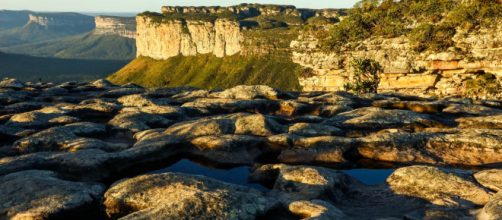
[[1, 32, 136, 60], [108, 55, 303, 91], [0, 52, 128, 82]]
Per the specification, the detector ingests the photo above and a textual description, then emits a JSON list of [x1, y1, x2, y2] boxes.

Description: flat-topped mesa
[[27, 13, 95, 28], [136, 4, 343, 60], [94, 16, 136, 39]]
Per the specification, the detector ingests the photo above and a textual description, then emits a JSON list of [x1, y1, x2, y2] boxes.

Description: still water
[[150, 159, 395, 191]]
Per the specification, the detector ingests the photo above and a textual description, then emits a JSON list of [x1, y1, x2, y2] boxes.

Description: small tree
[[344, 58, 383, 94]]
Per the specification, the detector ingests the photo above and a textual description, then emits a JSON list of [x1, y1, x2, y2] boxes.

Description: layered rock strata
[[291, 26, 502, 99], [94, 16, 136, 39], [136, 16, 242, 59]]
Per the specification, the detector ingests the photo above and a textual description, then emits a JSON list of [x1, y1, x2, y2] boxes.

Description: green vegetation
[[0, 52, 127, 82], [321, 0, 502, 52], [108, 55, 303, 91], [1, 32, 136, 60], [464, 72, 501, 98], [344, 58, 383, 94]]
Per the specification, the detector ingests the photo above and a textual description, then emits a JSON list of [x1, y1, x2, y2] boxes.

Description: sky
[[1, 0, 359, 13]]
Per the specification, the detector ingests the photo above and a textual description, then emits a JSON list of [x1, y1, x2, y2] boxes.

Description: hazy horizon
[[1, 0, 359, 13]]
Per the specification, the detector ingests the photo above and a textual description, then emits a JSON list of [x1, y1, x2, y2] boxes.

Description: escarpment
[[136, 16, 241, 59], [94, 16, 136, 39], [292, 26, 502, 99], [115, 2, 501, 99], [135, 4, 341, 60]]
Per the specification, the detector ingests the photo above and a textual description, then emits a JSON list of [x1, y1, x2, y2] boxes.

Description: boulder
[[163, 117, 235, 139], [189, 135, 267, 164], [357, 130, 439, 164], [474, 169, 502, 192], [6, 111, 79, 129], [104, 173, 272, 219], [211, 85, 280, 100], [323, 107, 441, 130], [109, 112, 173, 133], [235, 114, 286, 136], [278, 136, 355, 165], [456, 114, 502, 129], [478, 192, 502, 220], [117, 94, 171, 107], [288, 123, 343, 137], [12, 122, 118, 153], [182, 98, 279, 114], [288, 200, 347, 220], [62, 99, 120, 118], [425, 129, 502, 166], [0, 170, 104, 220], [387, 166, 492, 206], [251, 164, 350, 202], [120, 105, 184, 119]]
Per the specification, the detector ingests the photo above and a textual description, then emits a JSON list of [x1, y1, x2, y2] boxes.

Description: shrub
[[464, 72, 501, 98], [408, 23, 456, 52], [344, 58, 383, 94], [320, 0, 501, 53]]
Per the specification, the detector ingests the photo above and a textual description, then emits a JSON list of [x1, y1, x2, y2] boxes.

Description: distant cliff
[[27, 12, 95, 30], [94, 16, 136, 39]]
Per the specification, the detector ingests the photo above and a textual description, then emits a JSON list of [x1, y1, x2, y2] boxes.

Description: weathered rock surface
[[387, 166, 492, 207], [478, 192, 502, 220], [0, 80, 501, 219], [251, 164, 350, 202], [0, 170, 104, 220], [475, 169, 502, 192], [323, 107, 441, 130], [104, 173, 272, 219], [288, 200, 347, 220]]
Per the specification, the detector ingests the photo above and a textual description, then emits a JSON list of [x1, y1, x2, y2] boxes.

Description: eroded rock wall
[[292, 25, 502, 98], [94, 16, 136, 39], [136, 16, 242, 59]]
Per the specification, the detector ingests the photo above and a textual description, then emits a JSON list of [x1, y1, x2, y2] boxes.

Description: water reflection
[[150, 159, 269, 191], [342, 169, 395, 185]]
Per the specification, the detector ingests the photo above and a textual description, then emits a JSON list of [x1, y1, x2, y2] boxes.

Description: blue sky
[[1, 0, 359, 12]]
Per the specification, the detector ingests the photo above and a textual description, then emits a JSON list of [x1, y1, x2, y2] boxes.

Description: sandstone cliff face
[[136, 16, 242, 59], [292, 25, 502, 99], [27, 13, 95, 28], [94, 16, 136, 39]]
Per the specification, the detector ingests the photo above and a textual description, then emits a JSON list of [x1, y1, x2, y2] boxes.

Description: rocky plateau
[[0, 77, 501, 219]]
